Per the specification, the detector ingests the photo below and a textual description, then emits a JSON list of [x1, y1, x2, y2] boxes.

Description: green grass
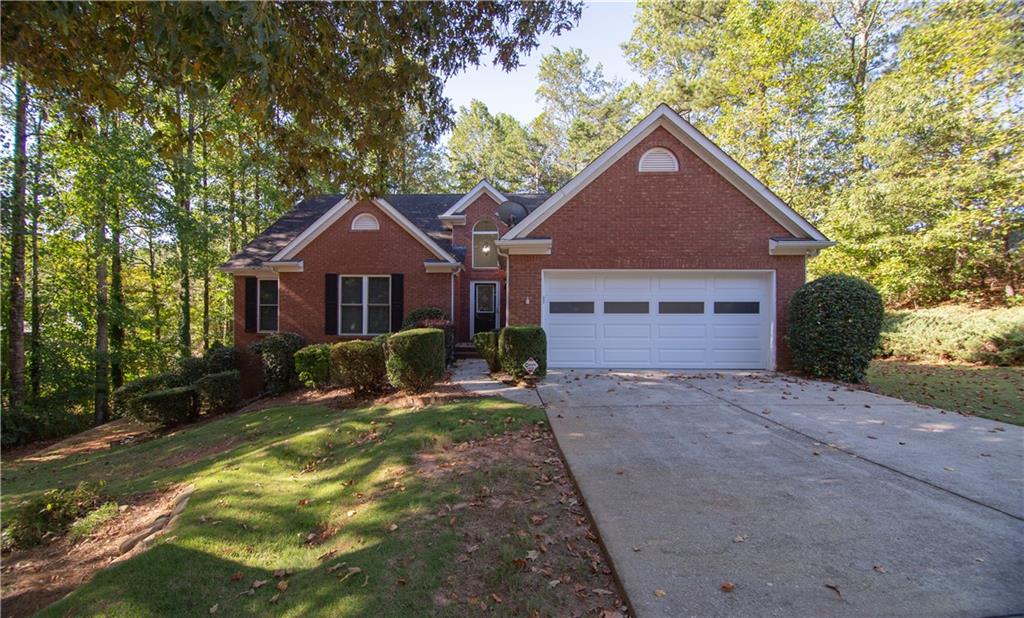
[[67, 501, 120, 543], [2, 397, 555, 617], [866, 359, 1024, 426]]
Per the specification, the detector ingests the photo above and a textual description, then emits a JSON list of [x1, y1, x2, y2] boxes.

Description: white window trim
[[472, 220, 500, 270], [351, 213, 380, 231], [257, 277, 279, 333], [338, 275, 391, 336]]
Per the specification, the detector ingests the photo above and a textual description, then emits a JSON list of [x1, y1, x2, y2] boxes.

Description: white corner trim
[[424, 261, 461, 273], [439, 180, 506, 217], [272, 196, 458, 264], [495, 238, 552, 255], [768, 239, 836, 256], [505, 104, 828, 242]]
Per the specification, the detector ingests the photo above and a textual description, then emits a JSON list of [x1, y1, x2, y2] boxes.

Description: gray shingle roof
[[222, 191, 551, 270]]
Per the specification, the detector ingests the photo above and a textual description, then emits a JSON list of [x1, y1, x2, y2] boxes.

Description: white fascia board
[[424, 261, 461, 273], [768, 239, 836, 256], [217, 266, 275, 276], [505, 104, 828, 241], [439, 180, 506, 217], [265, 260, 304, 272], [272, 196, 458, 264], [438, 214, 467, 228], [495, 238, 552, 255]]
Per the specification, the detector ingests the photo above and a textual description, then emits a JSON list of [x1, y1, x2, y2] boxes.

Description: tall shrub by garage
[[498, 326, 547, 380], [385, 328, 445, 392], [787, 274, 884, 382], [249, 332, 305, 394], [473, 330, 500, 373], [331, 340, 387, 395], [196, 371, 242, 415]]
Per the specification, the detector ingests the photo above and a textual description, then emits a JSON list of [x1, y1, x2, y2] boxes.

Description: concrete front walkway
[[453, 362, 1024, 617]]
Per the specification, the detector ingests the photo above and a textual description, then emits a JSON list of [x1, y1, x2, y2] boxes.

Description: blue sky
[[443, 2, 641, 125]]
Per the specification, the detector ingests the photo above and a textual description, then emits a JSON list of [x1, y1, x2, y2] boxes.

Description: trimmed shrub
[[331, 340, 387, 395], [295, 343, 333, 390], [498, 326, 547, 381], [196, 370, 242, 415], [385, 328, 446, 392], [879, 305, 1024, 366], [788, 274, 884, 382], [136, 385, 199, 427], [250, 332, 305, 394], [204, 344, 241, 373], [175, 356, 209, 384], [401, 307, 447, 330], [414, 318, 455, 365], [4, 482, 107, 549], [112, 372, 185, 419], [473, 330, 501, 373]]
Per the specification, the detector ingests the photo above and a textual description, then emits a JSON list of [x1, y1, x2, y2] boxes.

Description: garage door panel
[[544, 271, 771, 369]]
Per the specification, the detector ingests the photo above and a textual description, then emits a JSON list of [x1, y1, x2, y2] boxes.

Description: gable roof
[[504, 104, 829, 241], [220, 191, 550, 271]]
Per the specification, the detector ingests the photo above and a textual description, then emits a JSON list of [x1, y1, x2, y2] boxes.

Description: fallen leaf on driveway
[[944, 466, 955, 471], [733, 535, 747, 543], [720, 582, 735, 592], [825, 583, 842, 598], [654, 589, 667, 597]]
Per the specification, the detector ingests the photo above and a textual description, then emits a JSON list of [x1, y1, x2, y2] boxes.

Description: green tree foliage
[[447, 100, 540, 192]]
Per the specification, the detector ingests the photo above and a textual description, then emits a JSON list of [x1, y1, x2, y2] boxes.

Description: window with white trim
[[472, 220, 499, 269], [351, 213, 380, 231], [340, 276, 391, 334], [258, 279, 279, 332], [638, 147, 679, 172]]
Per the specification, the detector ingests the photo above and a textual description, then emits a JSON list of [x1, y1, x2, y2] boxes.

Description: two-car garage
[[542, 270, 774, 370]]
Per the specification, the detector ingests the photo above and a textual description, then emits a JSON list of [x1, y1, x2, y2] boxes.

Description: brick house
[[221, 105, 833, 372]]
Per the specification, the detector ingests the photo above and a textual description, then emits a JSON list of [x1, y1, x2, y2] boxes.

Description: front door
[[472, 282, 499, 335]]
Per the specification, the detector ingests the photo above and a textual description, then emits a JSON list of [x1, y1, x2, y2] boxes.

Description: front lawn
[[1, 396, 624, 616], [866, 359, 1024, 426]]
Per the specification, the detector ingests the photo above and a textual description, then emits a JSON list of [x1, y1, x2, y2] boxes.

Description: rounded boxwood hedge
[[384, 328, 445, 392], [204, 343, 241, 373], [175, 356, 209, 384], [136, 385, 199, 427], [400, 307, 447, 330], [112, 372, 186, 418], [294, 343, 333, 390], [787, 274, 884, 382], [473, 330, 500, 373], [331, 340, 387, 395], [498, 326, 547, 380], [196, 370, 242, 415]]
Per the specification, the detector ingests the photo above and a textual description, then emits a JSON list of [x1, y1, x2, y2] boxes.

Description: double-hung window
[[258, 279, 279, 332], [340, 276, 391, 335]]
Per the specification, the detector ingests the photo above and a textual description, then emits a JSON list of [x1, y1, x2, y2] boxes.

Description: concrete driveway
[[537, 370, 1024, 617]]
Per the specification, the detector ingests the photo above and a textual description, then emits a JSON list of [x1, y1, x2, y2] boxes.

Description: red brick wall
[[233, 200, 452, 350], [451, 194, 508, 342], [506, 126, 807, 368]]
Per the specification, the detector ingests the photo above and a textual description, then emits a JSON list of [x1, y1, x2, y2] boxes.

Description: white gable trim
[[272, 197, 457, 264], [505, 104, 827, 241], [439, 180, 506, 219]]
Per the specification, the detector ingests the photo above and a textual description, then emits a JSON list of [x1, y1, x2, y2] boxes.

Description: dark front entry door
[[473, 282, 497, 335]]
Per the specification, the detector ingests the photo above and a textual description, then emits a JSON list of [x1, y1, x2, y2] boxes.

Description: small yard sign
[[523, 357, 539, 375]]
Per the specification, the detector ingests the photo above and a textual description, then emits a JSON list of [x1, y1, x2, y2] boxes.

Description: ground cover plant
[[1, 394, 625, 617]]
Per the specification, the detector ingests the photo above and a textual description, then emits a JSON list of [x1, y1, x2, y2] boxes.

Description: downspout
[[498, 246, 510, 327], [450, 270, 455, 323]]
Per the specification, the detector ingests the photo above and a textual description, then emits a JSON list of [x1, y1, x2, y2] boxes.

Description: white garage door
[[543, 271, 773, 369]]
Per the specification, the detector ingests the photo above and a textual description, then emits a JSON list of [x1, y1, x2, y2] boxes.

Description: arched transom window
[[351, 213, 380, 231], [638, 147, 679, 173], [472, 219, 499, 269]]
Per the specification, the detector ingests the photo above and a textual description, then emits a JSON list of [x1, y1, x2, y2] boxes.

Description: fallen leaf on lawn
[[720, 582, 735, 592], [491, 592, 503, 604], [209, 604, 219, 614], [548, 580, 561, 588], [269, 593, 281, 604], [338, 567, 362, 584], [593, 588, 614, 596], [654, 589, 667, 597], [530, 514, 548, 526], [273, 569, 287, 579], [326, 562, 347, 574], [237, 589, 255, 597], [526, 550, 539, 561], [346, 510, 357, 517], [230, 571, 244, 582], [318, 549, 337, 561], [388, 522, 398, 532], [825, 583, 842, 598], [873, 565, 887, 574], [251, 579, 269, 589], [362, 574, 370, 587], [276, 581, 288, 592], [298, 499, 310, 506], [397, 577, 407, 586]]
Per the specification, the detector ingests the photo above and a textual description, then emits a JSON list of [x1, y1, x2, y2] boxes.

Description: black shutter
[[244, 277, 258, 332], [390, 274, 404, 332], [325, 274, 338, 335]]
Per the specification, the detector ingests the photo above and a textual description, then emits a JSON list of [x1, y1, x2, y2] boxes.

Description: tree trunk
[[110, 200, 125, 390], [6, 76, 28, 417], [29, 105, 43, 401], [201, 110, 210, 350], [94, 183, 110, 425], [174, 93, 195, 358], [147, 233, 162, 344]]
